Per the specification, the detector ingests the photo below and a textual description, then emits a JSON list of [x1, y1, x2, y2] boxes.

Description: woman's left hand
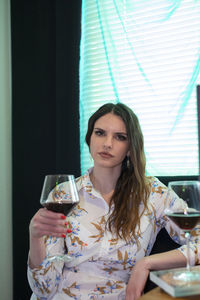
[[125, 258, 150, 300]]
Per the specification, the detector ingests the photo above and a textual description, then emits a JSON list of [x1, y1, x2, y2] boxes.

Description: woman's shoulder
[[147, 176, 168, 196]]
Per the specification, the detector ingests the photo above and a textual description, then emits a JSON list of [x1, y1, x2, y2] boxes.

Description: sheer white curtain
[[79, 0, 200, 176]]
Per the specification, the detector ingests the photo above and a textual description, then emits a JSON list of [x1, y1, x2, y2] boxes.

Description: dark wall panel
[[11, 1, 81, 299]]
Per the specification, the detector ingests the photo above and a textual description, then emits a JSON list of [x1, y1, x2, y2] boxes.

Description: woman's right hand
[[29, 208, 69, 239], [29, 208, 71, 268]]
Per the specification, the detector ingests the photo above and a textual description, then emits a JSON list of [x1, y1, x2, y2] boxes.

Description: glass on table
[[165, 181, 200, 283]]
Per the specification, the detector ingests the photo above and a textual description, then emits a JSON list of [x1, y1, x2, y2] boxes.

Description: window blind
[[79, 0, 200, 176]]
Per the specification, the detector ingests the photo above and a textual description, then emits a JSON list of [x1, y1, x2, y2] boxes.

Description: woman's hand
[[29, 208, 70, 239], [125, 249, 187, 299], [29, 208, 71, 268], [125, 258, 150, 300]]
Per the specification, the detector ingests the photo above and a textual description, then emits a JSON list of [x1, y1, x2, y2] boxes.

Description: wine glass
[[165, 180, 200, 283], [40, 174, 79, 262]]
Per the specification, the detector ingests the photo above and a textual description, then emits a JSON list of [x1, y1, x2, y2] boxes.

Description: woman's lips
[[98, 152, 113, 159]]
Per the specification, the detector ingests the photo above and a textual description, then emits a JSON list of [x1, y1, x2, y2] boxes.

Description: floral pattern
[[28, 168, 200, 299]]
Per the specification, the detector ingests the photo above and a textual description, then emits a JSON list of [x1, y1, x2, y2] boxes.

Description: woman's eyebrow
[[94, 127, 127, 135], [115, 132, 128, 135]]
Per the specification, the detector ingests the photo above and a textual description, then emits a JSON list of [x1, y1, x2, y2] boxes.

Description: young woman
[[28, 103, 200, 300]]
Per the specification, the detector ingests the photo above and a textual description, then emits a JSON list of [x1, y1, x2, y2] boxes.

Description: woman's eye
[[116, 134, 127, 141], [94, 130, 104, 136]]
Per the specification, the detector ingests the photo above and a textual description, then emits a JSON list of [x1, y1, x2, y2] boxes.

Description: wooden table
[[139, 287, 200, 299]]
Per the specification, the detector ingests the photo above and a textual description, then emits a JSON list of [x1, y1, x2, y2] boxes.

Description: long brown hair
[[85, 103, 150, 242]]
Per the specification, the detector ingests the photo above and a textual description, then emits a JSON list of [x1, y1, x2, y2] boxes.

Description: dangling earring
[[127, 156, 130, 168]]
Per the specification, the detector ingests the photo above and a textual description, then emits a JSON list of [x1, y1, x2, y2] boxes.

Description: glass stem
[[64, 238, 68, 254], [185, 231, 191, 271]]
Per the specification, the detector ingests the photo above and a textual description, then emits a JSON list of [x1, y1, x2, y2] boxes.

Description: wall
[[0, 0, 13, 299], [11, 1, 81, 298]]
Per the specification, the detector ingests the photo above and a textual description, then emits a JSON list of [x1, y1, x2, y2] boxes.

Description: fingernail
[[61, 234, 66, 238], [64, 222, 68, 227], [61, 215, 66, 220], [67, 229, 72, 233]]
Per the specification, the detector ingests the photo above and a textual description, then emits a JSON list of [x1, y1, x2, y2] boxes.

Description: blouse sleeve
[[162, 186, 200, 266], [27, 236, 65, 298]]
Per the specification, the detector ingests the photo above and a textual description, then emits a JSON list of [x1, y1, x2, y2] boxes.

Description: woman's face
[[90, 113, 130, 169]]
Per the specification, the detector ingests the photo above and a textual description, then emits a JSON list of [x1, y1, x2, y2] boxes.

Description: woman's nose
[[103, 136, 113, 149]]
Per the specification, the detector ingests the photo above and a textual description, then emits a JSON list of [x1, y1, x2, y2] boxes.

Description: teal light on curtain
[[79, 0, 200, 176]]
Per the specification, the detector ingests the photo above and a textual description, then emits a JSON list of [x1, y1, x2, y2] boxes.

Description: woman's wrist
[[29, 236, 46, 269], [130, 257, 151, 279], [136, 256, 151, 271]]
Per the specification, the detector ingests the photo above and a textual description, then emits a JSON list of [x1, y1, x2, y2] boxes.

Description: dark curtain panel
[[11, 1, 81, 299]]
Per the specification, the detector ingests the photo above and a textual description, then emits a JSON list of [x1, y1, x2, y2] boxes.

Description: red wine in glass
[[43, 202, 76, 216], [40, 174, 79, 262], [166, 211, 200, 231]]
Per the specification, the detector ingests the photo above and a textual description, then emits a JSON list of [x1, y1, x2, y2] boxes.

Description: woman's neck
[[90, 166, 121, 203]]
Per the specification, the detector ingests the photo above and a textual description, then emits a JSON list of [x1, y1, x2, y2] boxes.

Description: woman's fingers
[[39, 207, 66, 220], [29, 208, 70, 238]]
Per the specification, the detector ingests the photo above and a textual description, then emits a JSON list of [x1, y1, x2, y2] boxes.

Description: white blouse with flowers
[[28, 168, 200, 300]]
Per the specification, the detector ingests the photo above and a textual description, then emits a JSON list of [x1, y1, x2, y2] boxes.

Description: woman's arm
[[29, 208, 68, 268], [29, 236, 46, 269], [28, 208, 70, 298], [125, 249, 186, 300], [125, 179, 200, 299]]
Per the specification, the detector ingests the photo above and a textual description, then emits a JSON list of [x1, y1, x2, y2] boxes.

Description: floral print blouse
[[28, 168, 200, 300]]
